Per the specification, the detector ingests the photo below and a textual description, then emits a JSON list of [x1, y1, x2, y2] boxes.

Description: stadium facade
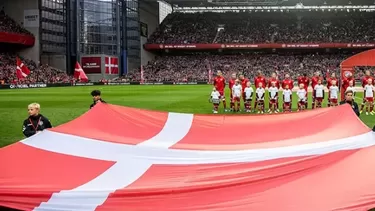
[[0, 0, 161, 80]]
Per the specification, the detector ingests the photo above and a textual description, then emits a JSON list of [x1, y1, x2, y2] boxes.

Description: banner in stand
[[0, 81, 210, 89], [144, 43, 375, 50]]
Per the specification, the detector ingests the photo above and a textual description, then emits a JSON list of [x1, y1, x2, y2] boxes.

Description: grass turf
[[0, 84, 374, 147]]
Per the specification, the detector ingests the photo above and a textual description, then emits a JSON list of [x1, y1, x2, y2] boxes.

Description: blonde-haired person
[[22, 103, 52, 137]]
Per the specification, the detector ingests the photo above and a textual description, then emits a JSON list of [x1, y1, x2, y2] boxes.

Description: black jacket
[[90, 99, 106, 109], [340, 100, 360, 117], [23, 114, 52, 137]]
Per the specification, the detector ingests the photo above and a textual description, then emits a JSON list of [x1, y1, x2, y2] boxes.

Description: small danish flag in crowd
[[16, 57, 30, 79], [74, 62, 89, 82], [140, 65, 144, 83], [205, 59, 212, 83]]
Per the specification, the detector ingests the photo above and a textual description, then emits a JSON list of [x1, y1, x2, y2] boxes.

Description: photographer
[[22, 103, 52, 137], [339, 90, 360, 117]]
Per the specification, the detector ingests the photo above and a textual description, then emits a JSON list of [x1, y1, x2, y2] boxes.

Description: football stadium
[[2, 0, 375, 210]]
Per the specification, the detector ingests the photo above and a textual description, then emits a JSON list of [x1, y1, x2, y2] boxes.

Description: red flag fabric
[[1, 104, 375, 211], [74, 62, 88, 82], [16, 57, 30, 79]]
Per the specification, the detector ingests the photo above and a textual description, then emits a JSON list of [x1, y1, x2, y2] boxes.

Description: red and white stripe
[[16, 66, 28, 78], [16, 57, 30, 79], [1, 104, 375, 211], [74, 62, 88, 82]]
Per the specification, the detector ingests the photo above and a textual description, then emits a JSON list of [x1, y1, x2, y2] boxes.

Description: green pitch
[[0, 85, 374, 147]]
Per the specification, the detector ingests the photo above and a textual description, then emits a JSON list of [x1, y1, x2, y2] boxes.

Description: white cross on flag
[[105, 56, 118, 74], [1, 104, 375, 211], [16, 57, 30, 79]]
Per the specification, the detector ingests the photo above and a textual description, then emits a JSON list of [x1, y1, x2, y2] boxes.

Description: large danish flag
[[105, 56, 118, 74], [1, 104, 375, 211]]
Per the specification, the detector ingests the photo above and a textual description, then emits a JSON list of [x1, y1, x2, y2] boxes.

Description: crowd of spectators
[[0, 53, 71, 85], [123, 52, 361, 83], [0, 9, 33, 36], [148, 11, 375, 44], [148, 13, 218, 44], [1, 51, 372, 85]]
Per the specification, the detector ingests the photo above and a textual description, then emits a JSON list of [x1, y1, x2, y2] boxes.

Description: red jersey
[[254, 76, 266, 88], [342, 77, 354, 91], [213, 76, 225, 91], [327, 77, 338, 89], [229, 79, 236, 90], [311, 76, 323, 90], [297, 76, 310, 91], [282, 79, 294, 90], [362, 76, 374, 87], [267, 77, 280, 89], [241, 78, 249, 91]]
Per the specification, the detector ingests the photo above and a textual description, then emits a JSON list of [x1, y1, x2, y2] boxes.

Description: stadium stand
[[123, 53, 345, 82], [0, 9, 69, 85], [0, 9, 374, 84], [0, 53, 71, 85], [147, 13, 218, 44], [135, 11, 375, 83], [0, 9, 33, 36], [122, 51, 375, 83], [147, 11, 375, 44]]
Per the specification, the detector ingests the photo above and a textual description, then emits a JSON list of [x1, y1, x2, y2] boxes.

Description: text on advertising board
[[81, 57, 101, 74]]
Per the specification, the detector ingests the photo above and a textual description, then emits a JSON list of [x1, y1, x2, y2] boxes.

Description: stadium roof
[[158, 0, 375, 7]]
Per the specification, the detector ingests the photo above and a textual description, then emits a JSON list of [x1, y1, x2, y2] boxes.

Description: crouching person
[[23, 103, 52, 137]]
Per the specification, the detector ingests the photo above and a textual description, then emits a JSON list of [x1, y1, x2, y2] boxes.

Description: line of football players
[[210, 70, 375, 115]]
